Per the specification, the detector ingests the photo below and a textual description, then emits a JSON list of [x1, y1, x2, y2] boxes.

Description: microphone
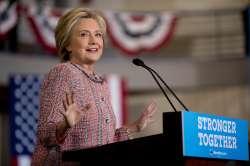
[[133, 58, 178, 112], [132, 58, 189, 112], [132, 58, 145, 66]]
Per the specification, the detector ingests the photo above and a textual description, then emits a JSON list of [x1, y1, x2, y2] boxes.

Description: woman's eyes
[[95, 32, 103, 38], [79, 32, 103, 38], [80, 32, 89, 37]]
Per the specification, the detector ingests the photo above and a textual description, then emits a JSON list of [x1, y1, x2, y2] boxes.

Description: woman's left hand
[[136, 101, 157, 131], [124, 101, 157, 135]]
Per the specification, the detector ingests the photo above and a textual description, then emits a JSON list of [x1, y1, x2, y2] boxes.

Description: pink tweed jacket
[[31, 62, 128, 166]]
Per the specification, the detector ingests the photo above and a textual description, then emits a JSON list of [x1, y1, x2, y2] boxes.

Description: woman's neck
[[69, 60, 94, 74]]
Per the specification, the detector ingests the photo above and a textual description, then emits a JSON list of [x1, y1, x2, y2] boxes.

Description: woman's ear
[[63, 47, 71, 54], [63, 47, 72, 61], [65, 46, 71, 53]]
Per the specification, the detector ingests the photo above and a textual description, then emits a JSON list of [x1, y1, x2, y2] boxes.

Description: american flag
[[9, 74, 44, 166], [9, 74, 127, 166]]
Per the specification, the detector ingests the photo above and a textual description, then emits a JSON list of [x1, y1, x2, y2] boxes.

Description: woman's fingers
[[148, 108, 156, 117], [141, 115, 155, 129], [65, 93, 69, 105], [146, 102, 157, 116], [66, 92, 73, 105], [147, 102, 157, 112], [61, 92, 89, 127], [63, 95, 68, 111], [137, 101, 158, 131], [70, 92, 74, 104], [59, 105, 66, 117], [64, 92, 74, 110]]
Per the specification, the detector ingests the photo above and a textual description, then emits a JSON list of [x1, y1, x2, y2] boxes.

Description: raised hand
[[60, 92, 91, 127], [136, 101, 157, 131], [126, 101, 158, 134]]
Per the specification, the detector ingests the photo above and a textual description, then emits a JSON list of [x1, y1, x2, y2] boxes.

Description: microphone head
[[132, 58, 145, 66]]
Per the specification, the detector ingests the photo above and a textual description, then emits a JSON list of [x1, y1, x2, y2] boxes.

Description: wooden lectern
[[62, 112, 249, 165]]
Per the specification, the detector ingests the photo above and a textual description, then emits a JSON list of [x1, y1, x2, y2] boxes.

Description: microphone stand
[[144, 65, 189, 112], [146, 66, 178, 112], [133, 58, 189, 112]]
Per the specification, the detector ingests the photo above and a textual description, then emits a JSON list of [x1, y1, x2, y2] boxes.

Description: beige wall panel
[[128, 85, 250, 138]]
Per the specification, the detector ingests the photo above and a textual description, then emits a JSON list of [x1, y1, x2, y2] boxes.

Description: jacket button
[[101, 97, 104, 101], [105, 117, 110, 124]]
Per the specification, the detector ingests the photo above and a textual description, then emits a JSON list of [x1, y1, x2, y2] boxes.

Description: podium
[[62, 112, 249, 165]]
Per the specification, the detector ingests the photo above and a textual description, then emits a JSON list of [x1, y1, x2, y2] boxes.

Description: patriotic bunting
[[0, 1, 18, 39], [1, 3, 177, 56], [104, 11, 177, 56], [24, 5, 59, 54]]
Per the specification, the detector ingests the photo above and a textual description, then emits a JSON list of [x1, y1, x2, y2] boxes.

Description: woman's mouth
[[86, 48, 98, 52]]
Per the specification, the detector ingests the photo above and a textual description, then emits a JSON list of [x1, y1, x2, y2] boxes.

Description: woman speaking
[[31, 7, 157, 165]]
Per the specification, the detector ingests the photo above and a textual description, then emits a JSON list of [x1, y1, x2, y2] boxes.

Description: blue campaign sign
[[182, 111, 249, 161]]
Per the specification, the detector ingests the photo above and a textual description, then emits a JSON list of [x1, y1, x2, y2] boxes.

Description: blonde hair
[[55, 8, 106, 62]]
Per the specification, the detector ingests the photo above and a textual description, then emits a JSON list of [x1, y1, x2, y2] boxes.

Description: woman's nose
[[88, 34, 96, 45]]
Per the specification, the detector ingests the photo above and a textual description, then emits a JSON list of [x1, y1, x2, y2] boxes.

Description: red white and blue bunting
[[24, 5, 60, 54], [0, 1, 18, 39], [1, 3, 177, 56], [104, 11, 177, 56]]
